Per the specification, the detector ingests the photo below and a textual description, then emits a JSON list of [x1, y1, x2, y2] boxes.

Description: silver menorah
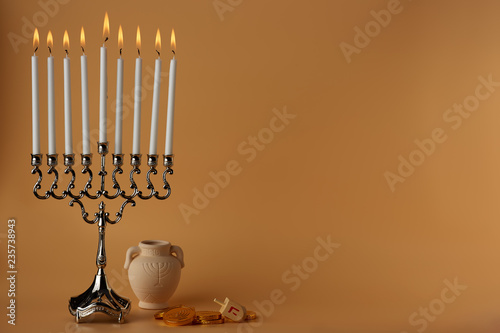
[[30, 141, 173, 323]]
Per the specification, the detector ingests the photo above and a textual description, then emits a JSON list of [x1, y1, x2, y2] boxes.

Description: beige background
[[2, 0, 500, 332]]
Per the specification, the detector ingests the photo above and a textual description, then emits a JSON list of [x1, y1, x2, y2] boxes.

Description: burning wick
[[81, 46, 85, 53], [171, 50, 175, 56], [137, 48, 140, 56], [48, 46, 52, 55], [120, 48, 122, 56], [156, 50, 160, 57]]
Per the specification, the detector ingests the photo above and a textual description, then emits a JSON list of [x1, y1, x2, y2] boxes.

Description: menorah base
[[68, 268, 131, 323]]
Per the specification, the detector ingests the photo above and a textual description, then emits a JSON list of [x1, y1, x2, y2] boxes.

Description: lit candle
[[132, 26, 142, 155], [63, 30, 73, 155], [32, 29, 40, 155], [149, 28, 162, 155], [80, 27, 90, 155], [47, 31, 56, 155], [100, 12, 109, 143], [165, 29, 177, 156], [114, 25, 124, 155]]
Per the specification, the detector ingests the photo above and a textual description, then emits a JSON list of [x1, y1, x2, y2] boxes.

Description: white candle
[[165, 29, 177, 156], [80, 27, 90, 155], [63, 30, 73, 155], [47, 31, 56, 155], [133, 57, 142, 155], [149, 29, 162, 155], [165, 58, 176, 155], [100, 46, 107, 143], [100, 12, 109, 143], [114, 25, 124, 155], [133, 26, 142, 155], [31, 29, 40, 155]]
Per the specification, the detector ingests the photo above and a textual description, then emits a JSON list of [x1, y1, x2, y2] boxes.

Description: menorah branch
[[46, 154, 65, 199], [104, 154, 124, 199], [106, 199, 136, 224], [63, 153, 81, 199], [31, 154, 46, 199]]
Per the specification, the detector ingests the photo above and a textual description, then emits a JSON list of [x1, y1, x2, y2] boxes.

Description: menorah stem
[[96, 201, 107, 270], [98, 142, 108, 193]]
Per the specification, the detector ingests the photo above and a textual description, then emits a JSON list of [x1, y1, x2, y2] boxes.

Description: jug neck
[[139, 240, 171, 257]]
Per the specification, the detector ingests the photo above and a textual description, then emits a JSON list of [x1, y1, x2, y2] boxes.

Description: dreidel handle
[[214, 298, 225, 306]]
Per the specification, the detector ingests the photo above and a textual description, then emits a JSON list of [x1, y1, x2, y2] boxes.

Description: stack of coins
[[153, 305, 258, 326], [193, 311, 224, 325]]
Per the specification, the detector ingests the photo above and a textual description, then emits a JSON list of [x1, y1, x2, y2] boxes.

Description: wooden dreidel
[[214, 297, 247, 322]]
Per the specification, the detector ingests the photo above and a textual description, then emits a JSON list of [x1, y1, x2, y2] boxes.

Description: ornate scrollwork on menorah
[[30, 141, 174, 323]]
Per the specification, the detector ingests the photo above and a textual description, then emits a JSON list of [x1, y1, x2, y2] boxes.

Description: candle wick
[[156, 50, 160, 57], [104, 36, 109, 44], [81, 46, 85, 54], [138, 48, 140, 56], [34, 46, 38, 53], [120, 48, 122, 56], [65, 49, 69, 56], [171, 50, 175, 56], [48, 46, 52, 55]]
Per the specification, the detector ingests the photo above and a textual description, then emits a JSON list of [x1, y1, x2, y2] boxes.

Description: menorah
[[30, 141, 174, 323]]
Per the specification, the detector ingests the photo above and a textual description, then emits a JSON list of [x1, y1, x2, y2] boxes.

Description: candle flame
[[103, 12, 109, 42], [118, 25, 123, 53], [136, 26, 141, 56], [33, 28, 39, 52], [47, 30, 53, 54], [63, 30, 69, 54], [171, 28, 176, 54], [155, 28, 161, 56], [80, 27, 85, 52]]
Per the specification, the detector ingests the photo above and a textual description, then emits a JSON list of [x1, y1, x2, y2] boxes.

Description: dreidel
[[214, 297, 247, 322]]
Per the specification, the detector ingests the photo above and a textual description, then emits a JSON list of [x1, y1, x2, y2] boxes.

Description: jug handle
[[124, 246, 140, 270], [171, 245, 185, 268]]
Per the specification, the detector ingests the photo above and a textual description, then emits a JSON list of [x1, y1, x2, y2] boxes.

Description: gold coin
[[194, 318, 225, 325], [154, 311, 165, 320], [246, 310, 257, 320], [154, 305, 178, 319], [195, 311, 222, 321], [163, 305, 196, 326]]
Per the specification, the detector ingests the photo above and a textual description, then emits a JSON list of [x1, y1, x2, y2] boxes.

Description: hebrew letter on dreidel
[[228, 306, 240, 315]]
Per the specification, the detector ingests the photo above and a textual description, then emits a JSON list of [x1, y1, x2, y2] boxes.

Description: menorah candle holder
[[30, 142, 174, 323]]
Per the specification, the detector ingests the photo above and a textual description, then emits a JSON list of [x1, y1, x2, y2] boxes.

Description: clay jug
[[124, 240, 184, 309]]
